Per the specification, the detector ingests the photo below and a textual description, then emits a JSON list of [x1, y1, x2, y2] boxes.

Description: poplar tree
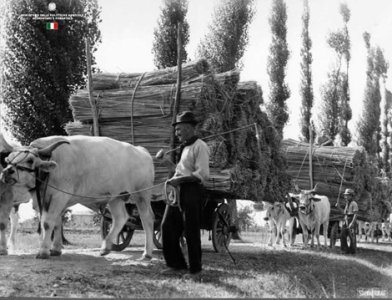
[[299, 0, 314, 142], [316, 4, 351, 145], [356, 33, 388, 156], [197, 0, 255, 72], [197, 0, 254, 240], [266, 0, 290, 138], [1, 0, 101, 144], [382, 89, 392, 175], [337, 3, 352, 146], [152, 0, 189, 69]]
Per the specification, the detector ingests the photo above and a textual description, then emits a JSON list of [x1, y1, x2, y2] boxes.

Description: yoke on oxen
[[1, 135, 155, 260]]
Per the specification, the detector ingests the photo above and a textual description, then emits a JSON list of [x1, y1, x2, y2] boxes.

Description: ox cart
[[328, 209, 367, 254], [66, 59, 275, 255], [100, 190, 235, 253]]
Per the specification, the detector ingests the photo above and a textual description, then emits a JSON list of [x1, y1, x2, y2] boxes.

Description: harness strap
[[34, 164, 50, 216], [164, 181, 181, 211]]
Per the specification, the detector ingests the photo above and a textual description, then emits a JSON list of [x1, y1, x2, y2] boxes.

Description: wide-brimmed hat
[[344, 188, 354, 195], [172, 111, 198, 126]]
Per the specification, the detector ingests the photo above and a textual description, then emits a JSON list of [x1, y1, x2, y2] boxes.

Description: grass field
[[3, 227, 391, 298]]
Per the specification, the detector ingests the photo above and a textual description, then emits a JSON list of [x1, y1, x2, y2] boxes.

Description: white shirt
[[344, 201, 359, 215], [174, 139, 210, 185]]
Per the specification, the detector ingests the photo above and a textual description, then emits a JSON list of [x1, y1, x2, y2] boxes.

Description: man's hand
[[167, 175, 200, 186]]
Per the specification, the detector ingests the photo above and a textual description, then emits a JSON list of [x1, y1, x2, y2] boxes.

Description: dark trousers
[[162, 182, 203, 274]]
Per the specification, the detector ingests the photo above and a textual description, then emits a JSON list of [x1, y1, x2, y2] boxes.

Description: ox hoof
[[137, 254, 152, 262], [50, 249, 62, 256], [36, 252, 50, 259], [0, 249, 8, 256], [100, 249, 111, 256]]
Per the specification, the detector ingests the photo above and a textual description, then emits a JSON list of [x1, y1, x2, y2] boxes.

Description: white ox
[[263, 201, 291, 247], [263, 197, 299, 247], [357, 220, 370, 241], [1, 135, 155, 259], [295, 186, 330, 248], [381, 221, 391, 242], [0, 182, 19, 255], [0, 133, 32, 255], [364, 221, 383, 243]]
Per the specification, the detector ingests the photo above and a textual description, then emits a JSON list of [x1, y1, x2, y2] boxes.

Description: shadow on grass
[[198, 244, 392, 298], [5, 230, 392, 298]]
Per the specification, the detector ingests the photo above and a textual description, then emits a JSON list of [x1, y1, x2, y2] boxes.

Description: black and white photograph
[[0, 0, 392, 298]]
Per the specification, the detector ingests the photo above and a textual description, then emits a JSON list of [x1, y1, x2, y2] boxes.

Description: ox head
[[0, 139, 70, 191], [295, 184, 321, 215], [263, 201, 288, 222]]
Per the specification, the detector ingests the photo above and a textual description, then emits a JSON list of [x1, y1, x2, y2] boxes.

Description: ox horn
[[0, 132, 14, 153], [36, 140, 70, 157], [311, 183, 319, 193]]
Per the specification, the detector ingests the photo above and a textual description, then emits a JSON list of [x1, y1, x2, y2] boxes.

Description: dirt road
[[1, 231, 392, 298]]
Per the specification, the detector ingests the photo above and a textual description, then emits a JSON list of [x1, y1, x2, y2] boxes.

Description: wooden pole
[[309, 123, 314, 189], [85, 38, 99, 136], [170, 21, 183, 163]]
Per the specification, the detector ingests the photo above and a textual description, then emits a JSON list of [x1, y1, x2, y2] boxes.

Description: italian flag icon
[[46, 22, 58, 30]]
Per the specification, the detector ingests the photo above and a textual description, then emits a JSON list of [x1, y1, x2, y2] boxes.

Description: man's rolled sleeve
[[192, 142, 210, 184]]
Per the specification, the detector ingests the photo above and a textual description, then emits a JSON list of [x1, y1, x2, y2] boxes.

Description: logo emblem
[[48, 2, 56, 12]]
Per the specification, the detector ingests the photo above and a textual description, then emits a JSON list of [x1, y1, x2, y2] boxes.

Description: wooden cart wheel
[[341, 226, 356, 254], [212, 203, 232, 253], [330, 222, 339, 248], [101, 211, 134, 252]]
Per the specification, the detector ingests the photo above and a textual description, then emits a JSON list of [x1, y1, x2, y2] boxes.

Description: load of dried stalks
[[66, 60, 289, 202]]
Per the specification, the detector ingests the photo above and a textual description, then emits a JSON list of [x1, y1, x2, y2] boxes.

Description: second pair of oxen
[[263, 199, 298, 247], [0, 135, 155, 259], [265, 185, 331, 248], [294, 185, 331, 248]]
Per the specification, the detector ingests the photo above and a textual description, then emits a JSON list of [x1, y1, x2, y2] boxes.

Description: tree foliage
[[266, 0, 290, 138], [299, 0, 314, 142], [152, 0, 189, 69], [316, 3, 351, 145], [356, 33, 388, 156], [381, 89, 392, 175], [237, 206, 255, 231], [337, 2, 352, 146], [317, 71, 341, 143], [1, 0, 101, 145], [197, 0, 255, 73]]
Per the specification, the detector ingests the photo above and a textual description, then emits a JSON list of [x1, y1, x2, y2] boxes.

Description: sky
[[95, 0, 392, 141], [7, 0, 392, 220]]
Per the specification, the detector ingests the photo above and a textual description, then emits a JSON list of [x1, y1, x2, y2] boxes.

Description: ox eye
[[27, 158, 34, 164]]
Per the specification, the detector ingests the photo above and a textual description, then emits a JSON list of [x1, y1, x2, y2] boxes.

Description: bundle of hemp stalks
[[281, 139, 376, 219], [91, 59, 210, 90], [66, 60, 289, 202]]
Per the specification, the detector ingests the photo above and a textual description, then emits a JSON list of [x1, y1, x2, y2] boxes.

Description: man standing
[[343, 188, 358, 229], [161, 111, 209, 280], [341, 188, 358, 254]]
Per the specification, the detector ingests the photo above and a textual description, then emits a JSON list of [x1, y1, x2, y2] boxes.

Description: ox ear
[[311, 196, 322, 202], [36, 160, 57, 172], [35, 140, 70, 158]]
